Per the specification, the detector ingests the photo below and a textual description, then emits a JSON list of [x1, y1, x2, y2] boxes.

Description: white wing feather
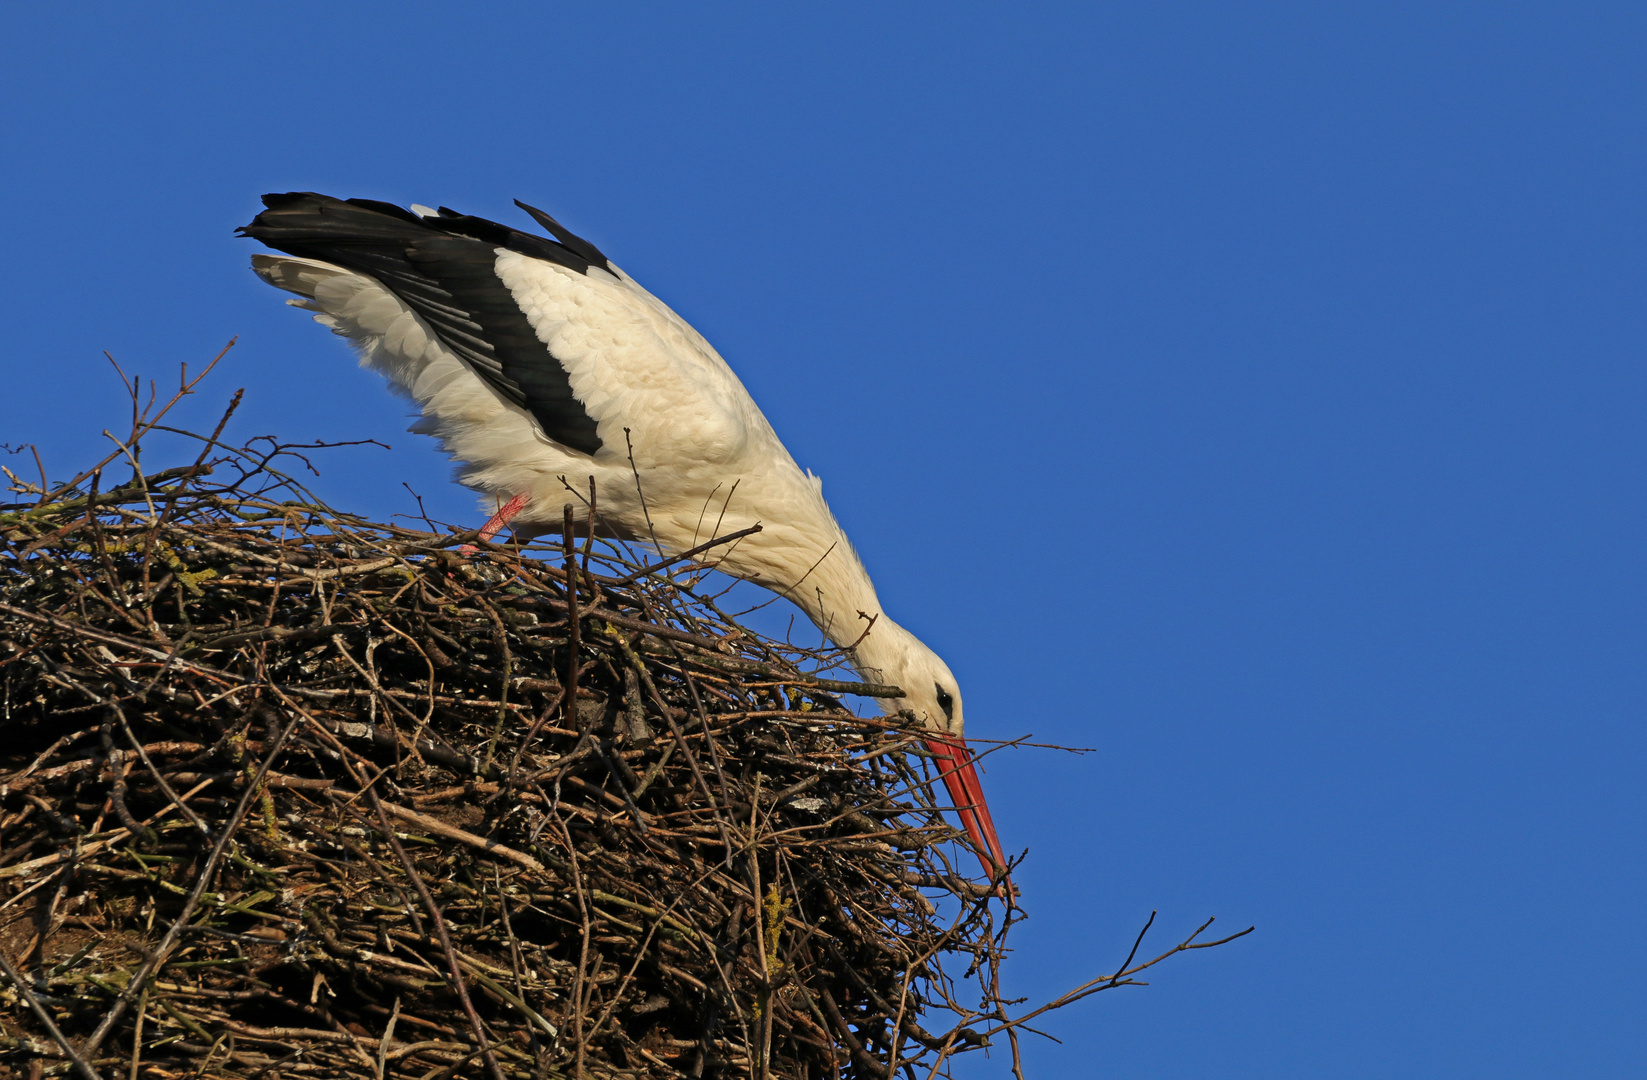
[[491, 251, 757, 467]]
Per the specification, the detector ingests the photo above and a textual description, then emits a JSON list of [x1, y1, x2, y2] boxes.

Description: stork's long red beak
[[924, 736, 1007, 885]]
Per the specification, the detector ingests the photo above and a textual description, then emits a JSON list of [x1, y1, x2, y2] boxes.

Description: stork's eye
[[935, 684, 955, 721]]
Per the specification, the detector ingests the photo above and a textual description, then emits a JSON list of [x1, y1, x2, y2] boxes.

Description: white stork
[[240, 192, 1005, 877]]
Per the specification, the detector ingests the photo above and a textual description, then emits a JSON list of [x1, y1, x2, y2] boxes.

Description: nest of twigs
[[0, 357, 1248, 1080]]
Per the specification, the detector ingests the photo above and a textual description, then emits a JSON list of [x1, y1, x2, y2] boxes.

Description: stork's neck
[[772, 533, 885, 656], [685, 465, 912, 687], [754, 537, 928, 701]]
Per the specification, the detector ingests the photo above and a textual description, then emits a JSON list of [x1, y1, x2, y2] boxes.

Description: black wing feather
[[239, 192, 607, 455], [514, 199, 614, 270]]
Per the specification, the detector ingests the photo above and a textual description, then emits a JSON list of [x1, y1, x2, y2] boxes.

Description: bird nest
[[0, 359, 1247, 1080]]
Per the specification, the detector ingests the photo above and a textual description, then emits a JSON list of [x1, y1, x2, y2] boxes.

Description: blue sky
[[3, 3, 1645, 1076]]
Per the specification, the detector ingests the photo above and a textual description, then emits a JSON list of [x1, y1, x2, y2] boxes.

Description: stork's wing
[[240, 192, 610, 455]]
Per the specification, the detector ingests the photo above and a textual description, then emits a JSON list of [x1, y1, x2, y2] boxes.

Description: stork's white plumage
[[240, 192, 1005, 877]]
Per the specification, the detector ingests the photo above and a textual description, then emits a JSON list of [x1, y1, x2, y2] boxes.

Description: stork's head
[[855, 620, 1005, 880], [858, 620, 964, 737]]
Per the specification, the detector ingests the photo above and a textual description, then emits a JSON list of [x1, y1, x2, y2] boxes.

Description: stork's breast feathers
[[492, 251, 750, 465]]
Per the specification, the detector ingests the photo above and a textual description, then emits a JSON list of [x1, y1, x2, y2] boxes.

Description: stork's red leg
[[478, 493, 529, 543], [924, 736, 1009, 890], [459, 494, 530, 553]]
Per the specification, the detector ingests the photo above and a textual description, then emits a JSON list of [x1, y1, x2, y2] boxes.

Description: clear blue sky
[[4, 4, 1644, 1076]]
